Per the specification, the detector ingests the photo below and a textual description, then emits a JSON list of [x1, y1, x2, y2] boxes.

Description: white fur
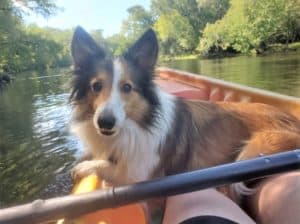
[[231, 182, 257, 202], [93, 59, 126, 133], [71, 67, 176, 184], [113, 89, 176, 182]]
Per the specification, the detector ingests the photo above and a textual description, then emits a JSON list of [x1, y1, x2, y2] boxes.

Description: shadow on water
[[162, 52, 300, 97], [0, 68, 80, 207]]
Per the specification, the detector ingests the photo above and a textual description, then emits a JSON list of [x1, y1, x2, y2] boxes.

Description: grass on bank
[[160, 54, 199, 62]]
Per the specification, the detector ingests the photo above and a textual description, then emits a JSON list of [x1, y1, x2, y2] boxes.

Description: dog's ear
[[124, 29, 158, 71], [71, 26, 106, 69]]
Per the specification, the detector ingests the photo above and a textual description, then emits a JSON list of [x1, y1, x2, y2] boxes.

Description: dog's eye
[[121, 83, 132, 93], [91, 81, 102, 93]]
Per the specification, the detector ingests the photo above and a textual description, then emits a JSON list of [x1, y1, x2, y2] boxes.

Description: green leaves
[[154, 11, 197, 54], [0, 1, 70, 73], [199, 0, 300, 55]]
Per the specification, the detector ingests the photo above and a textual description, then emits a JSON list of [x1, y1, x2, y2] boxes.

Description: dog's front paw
[[71, 160, 110, 182]]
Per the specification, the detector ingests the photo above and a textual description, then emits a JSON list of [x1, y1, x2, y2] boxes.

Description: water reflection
[[0, 69, 78, 207]]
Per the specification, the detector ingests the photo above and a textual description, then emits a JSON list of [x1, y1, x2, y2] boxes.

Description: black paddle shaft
[[0, 150, 299, 224]]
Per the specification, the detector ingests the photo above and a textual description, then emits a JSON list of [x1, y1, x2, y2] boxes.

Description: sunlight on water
[[0, 69, 80, 207]]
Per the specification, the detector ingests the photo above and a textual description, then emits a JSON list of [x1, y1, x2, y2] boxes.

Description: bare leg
[[163, 189, 255, 224], [248, 171, 300, 224]]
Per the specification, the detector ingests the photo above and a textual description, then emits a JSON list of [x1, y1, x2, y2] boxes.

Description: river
[[0, 52, 299, 207]]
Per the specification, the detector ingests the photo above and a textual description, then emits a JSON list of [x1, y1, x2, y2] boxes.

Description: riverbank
[[0, 74, 13, 87], [160, 41, 300, 62], [261, 42, 300, 54], [160, 54, 199, 62]]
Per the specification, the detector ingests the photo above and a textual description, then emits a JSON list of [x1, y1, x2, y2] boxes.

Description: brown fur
[[153, 100, 300, 178]]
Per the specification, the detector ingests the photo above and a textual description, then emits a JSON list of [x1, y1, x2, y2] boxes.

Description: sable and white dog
[[70, 26, 300, 193]]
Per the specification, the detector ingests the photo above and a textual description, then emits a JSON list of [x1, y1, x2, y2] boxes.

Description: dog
[[70, 26, 300, 196]]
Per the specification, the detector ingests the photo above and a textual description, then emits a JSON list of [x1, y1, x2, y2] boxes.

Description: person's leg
[[163, 189, 255, 224], [247, 171, 300, 224]]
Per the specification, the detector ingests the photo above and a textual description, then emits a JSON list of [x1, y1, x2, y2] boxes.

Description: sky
[[24, 0, 150, 37]]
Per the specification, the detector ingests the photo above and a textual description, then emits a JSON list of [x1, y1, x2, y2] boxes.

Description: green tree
[[105, 34, 130, 56], [154, 11, 197, 55], [0, 0, 70, 73], [121, 5, 154, 40], [247, 0, 300, 47], [8, 0, 58, 18], [198, 0, 253, 54], [199, 0, 300, 55], [150, 0, 229, 55], [197, 0, 230, 30]]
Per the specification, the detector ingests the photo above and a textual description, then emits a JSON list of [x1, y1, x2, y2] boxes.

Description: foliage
[[247, 0, 300, 46], [154, 11, 197, 55], [0, 0, 70, 73], [1, 0, 300, 72], [198, 0, 254, 54], [199, 0, 300, 55], [150, 0, 229, 55], [10, 0, 58, 18], [105, 34, 131, 56], [121, 5, 154, 40]]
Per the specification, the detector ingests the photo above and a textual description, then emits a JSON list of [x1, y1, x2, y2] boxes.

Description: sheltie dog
[[70, 26, 300, 196]]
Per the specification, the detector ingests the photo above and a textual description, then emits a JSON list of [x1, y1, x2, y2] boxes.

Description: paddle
[[0, 150, 299, 224]]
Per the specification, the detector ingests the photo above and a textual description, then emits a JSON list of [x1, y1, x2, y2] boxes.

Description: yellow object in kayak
[[58, 174, 147, 224]]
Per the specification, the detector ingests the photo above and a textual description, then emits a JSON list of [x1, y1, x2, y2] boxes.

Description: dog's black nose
[[97, 114, 116, 130]]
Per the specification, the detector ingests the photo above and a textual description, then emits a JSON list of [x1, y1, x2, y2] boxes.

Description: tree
[[0, 0, 69, 73], [121, 5, 154, 40], [198, 0, 254, 54], [151, 0, 230, 54], [154, 11, 197, 55], [197, 0, 230, 30], [151, 0, 201, 36], [198, 0, 300, 55], [247, 0, 300, 47], [105, 34, 130, 56], [8, 0, 58, 18]]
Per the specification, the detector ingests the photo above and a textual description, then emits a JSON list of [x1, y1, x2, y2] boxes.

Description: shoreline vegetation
[[160, 41, 300, 62], [0, 0, 300, 86]]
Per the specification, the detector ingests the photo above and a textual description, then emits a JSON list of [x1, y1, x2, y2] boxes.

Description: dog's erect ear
[[124, 29, 158, 71], [71, 26, 106, 68]]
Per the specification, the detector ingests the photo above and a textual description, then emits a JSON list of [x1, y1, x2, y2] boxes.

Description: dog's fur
[[70, 27, 300, 193]]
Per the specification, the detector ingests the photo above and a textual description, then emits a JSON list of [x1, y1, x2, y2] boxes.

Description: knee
[[251, 171, 300, 224]]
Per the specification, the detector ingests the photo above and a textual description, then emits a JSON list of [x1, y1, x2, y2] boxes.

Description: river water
[[0, 52, 299, 207]]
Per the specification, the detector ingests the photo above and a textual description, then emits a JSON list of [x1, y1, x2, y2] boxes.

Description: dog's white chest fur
[[71, 90, 176, 184]]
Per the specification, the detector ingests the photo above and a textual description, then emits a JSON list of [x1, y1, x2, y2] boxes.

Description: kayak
[[57, 174, 147, 224], [156, 67, 300, 120], [58, 67, 300, 224]]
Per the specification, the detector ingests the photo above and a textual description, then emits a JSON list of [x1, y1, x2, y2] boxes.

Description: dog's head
[[70, 27, 160, 137]]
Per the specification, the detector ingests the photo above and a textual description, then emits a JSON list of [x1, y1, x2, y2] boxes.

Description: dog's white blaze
[[114, 89, 176, 182], [93, 59, 126, 131]]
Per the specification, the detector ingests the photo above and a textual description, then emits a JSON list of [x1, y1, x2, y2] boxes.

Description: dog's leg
[[231, 130, 300, 203], [71, 159, 111, 182], [237, 130, 300, 161], [72, 158, 130, 185]]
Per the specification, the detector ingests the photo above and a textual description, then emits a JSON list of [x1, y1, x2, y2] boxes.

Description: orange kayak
[[57, 174, 147, 224], [156, 67, 300, 119]]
